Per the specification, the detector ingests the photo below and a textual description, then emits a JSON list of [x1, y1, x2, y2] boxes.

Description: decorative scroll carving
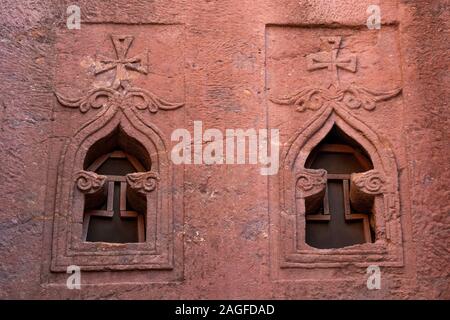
[[50, 30, 183, 274], [126, 171, 160, 195], [271, 36, 401, 112], [296, 168, 327, 198], [271, 84, 401, 112], [55, 86, 184, 114], [75, 170, 106, 194], [350, 170, 387, 212], [352, 170, 387, 194], [55, 35, 184, 114]]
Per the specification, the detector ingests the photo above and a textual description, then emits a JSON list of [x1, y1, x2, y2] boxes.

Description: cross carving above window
[[95, 35, 148, 89], [306, 36, 357, 85]]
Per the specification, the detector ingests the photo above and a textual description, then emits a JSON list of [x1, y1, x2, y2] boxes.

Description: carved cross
[[304, 176, 372, 249], [95, 35, 148, 89], [306, 36, 357, 84]]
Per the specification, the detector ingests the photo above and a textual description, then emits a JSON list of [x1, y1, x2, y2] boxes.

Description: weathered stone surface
[[0, 0, 448, 299]]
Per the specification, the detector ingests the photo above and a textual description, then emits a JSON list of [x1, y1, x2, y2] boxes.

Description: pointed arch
[[275, 106, 404, 267], [65, 106, 168, 176], [58, 106, 169, 222], [281, 106, 399, 210], [284, 107, 397, 174], [52, 106, 174, 271]]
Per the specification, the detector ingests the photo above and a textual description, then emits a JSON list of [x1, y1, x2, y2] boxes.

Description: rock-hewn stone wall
[[0, 0, 448, 299]]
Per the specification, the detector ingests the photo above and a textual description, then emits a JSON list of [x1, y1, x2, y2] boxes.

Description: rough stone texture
[[0, 0, 448, 299]]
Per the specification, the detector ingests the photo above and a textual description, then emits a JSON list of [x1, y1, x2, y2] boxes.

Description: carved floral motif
[[75, 170, 106, 194], [126, 171, 160, 194]]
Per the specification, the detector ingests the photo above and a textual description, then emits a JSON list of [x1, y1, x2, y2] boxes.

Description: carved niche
[[268, 32, 405, 273], [50, 34, 183, 272]]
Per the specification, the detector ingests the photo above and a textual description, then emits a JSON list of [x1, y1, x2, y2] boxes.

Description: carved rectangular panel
[[41, 23, 185, 284], [266, 25, 406, 280]]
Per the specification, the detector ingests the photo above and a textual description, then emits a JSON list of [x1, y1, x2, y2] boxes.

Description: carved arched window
[[302, 126, 375, 249], [275, 108, 404, 272], [51, 113, 177, 272], [75, 128, 159, 244], [50, 32, 184, 275]]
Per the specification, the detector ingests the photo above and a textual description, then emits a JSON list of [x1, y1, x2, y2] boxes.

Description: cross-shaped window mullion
[[81, 181, 115, 221], [305, 185, 330, 222], [305, 174, 372, 243], [104, 178, 140, 218], [83, 177, 145, 242], [342, 179, 372, 242]]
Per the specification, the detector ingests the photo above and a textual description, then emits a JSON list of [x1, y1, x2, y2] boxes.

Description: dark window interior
[[305, 126, 375, 249], [82, 128, 149, 244], [85, 156, 143, 243]]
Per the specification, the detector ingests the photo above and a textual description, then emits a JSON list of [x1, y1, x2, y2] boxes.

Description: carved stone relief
[[48, 27, 184, 279], [75, 170, 107, 194], [55, 35, 184, 114], [126, 171, 160, 194], [267, 27, 405, 279], [271, 36, 401, 113]]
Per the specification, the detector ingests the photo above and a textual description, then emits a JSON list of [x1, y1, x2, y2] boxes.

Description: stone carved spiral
[[126, 171, 160, 194], [297, 175, 314, 191], [353, 170, 386, 194], [296, 169, 327, 198], [75, 170, 107, 194]]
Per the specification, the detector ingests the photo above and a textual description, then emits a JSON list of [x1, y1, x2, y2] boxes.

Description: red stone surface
[[0, 0, 448, 299]]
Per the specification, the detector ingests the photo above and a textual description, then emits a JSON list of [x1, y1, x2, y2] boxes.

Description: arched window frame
[[50, 105, 175, 272], [274, 107, 404, 269]]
